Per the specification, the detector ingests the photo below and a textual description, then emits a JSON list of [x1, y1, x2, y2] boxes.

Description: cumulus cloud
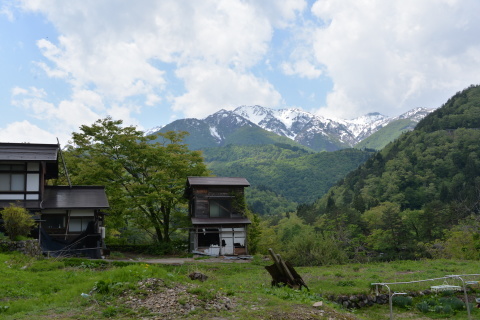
[[0, 120, 59, 144], [16, 0, 305, 124], [309, 0, 480, 118], [173, 63, 283, 118]]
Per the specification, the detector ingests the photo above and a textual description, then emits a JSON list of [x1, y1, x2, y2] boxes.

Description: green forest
[[203, 143, 373, 213], [270, 84, 480, 265]]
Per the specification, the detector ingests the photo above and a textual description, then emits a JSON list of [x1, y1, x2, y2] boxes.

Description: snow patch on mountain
[[145, 105, 435, 149]]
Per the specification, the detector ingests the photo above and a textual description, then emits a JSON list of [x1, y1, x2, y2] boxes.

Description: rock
[[189, 272, 208, 282], [312, 301, 323, 308]]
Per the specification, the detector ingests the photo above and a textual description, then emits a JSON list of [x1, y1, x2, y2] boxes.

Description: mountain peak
[[147, 105, 435, 151]]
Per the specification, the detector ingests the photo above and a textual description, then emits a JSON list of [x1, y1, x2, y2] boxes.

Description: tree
[[66, 117, 209, 243], [1, 204, 35, 241]]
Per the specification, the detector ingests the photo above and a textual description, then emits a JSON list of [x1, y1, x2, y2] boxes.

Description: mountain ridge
[[150, 105, 435, 151]]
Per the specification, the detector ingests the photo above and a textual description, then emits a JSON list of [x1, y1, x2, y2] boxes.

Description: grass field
[[1, 252, 479, 319]]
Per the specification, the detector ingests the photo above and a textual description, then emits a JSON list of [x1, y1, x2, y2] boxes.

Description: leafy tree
[[1, 205, 35, 241], [65, 117, 209, 243]]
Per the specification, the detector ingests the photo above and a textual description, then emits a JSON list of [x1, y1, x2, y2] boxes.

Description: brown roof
[[187, 177, 250, 187]]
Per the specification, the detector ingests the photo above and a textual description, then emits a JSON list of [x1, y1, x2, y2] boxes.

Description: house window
[[209, 199, 231, 218], [69, 217, 94, 232], [0, 164, 26, 192], [43, 215, 66, 230], [0, 173, 25, 191], [197, 228, 220, 247]]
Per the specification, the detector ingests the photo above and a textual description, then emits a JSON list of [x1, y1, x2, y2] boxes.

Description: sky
[[1, 0, 480, 144]]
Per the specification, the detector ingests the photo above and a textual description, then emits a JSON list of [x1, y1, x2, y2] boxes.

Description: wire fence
[[372, 274, 480, 320]]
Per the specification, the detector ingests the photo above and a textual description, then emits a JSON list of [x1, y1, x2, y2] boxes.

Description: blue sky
[[1, 0, 480, 144]]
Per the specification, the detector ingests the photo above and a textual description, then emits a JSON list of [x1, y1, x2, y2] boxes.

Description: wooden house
[[0, 142, 109, 258], [185, 176, 251, 256]]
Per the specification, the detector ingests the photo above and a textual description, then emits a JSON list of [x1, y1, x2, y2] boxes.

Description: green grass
[[1, 253, 480, 319]]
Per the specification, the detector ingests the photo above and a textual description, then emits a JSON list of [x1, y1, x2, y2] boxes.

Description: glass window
[[43, 215, 66, 229], [11, 174, 25, 191], [209, 199, 231, 218], [0, 164, 26, 192], [0, 173, 25, 191], [69, 217, 93, 232], [0, 174, 9, 191]]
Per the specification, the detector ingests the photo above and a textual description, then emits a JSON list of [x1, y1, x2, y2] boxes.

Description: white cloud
[[16, 0, 305, 125], [309, 0, 480, 118], [0, 121, 59, 143], [281, 60, 322, 79], [173, 63, 283, 118], [0, 1, 14, 21]]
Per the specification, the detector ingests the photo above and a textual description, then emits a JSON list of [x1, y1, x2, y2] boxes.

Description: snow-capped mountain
[[148, 106, 435, 151]]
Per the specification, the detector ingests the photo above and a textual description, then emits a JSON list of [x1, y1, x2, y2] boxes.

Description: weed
[[186, 287, 216, 301], [102, 306, 118, 318], [392, 295, 412, 309], [416, 301, 430, 313], [336, 280, 355, 287]]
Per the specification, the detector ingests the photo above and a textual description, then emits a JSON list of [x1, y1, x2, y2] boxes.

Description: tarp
[[39, 221, 102, 259]]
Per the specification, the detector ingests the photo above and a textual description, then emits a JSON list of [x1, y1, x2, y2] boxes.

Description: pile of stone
[[123, 278, 235, 319], [328, 293, 389, 309]]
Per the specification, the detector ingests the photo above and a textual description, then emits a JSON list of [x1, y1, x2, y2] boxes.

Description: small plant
[[392, 295, 412, 309], [102, 306, 118, 317], [416, 301, 430, 313], [438, 296, 465, 311], [186, 287, 216, 301], [0, 305, 9, 313], [1, 205, 35, 241], [336, 280, 355, 287]]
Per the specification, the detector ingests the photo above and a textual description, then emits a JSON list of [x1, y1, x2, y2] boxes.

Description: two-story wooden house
[[185, 176, 251, 256], [0, 142, 109, 258]]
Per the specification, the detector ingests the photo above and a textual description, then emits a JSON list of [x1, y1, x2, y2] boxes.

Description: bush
[[1, 205, 35, 241], [281, 231, 348, 266], [392, 295, 412, 308], [416, 301, 430, 313]]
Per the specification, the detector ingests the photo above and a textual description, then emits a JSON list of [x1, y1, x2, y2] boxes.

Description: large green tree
[[65, 117, 209, 243]]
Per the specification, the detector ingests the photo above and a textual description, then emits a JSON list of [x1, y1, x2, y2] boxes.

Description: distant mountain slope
[[203, 144, 374, 206], [153, 110, 310, 151], [310, 84, 480, 259], [354, 118, 416, 150], [151, 106, 434, 151]]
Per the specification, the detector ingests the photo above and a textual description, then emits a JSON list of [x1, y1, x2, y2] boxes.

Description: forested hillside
[[292, 85, 480, 261], [203, 143, 373, 213]]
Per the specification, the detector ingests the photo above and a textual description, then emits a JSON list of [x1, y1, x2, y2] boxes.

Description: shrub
[[281, 231, 348, 266], [416, 301, 430, 313], [1, 205, 35, 241], [392, 295, 412, 308]]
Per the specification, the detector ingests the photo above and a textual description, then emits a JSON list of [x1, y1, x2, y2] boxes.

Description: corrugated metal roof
[[0, 143, 58, 161], [187, 176, 250, 187], [42, 186, 109, 209], [191, 217, 251, 225]]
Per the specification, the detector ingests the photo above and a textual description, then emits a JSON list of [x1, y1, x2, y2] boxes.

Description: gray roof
[[0, 200, 41, 210], [191, 217, 251, 225], [42, 186, 109, 209], [0, 143, 58, 161], [187, 177, 250, 187]]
